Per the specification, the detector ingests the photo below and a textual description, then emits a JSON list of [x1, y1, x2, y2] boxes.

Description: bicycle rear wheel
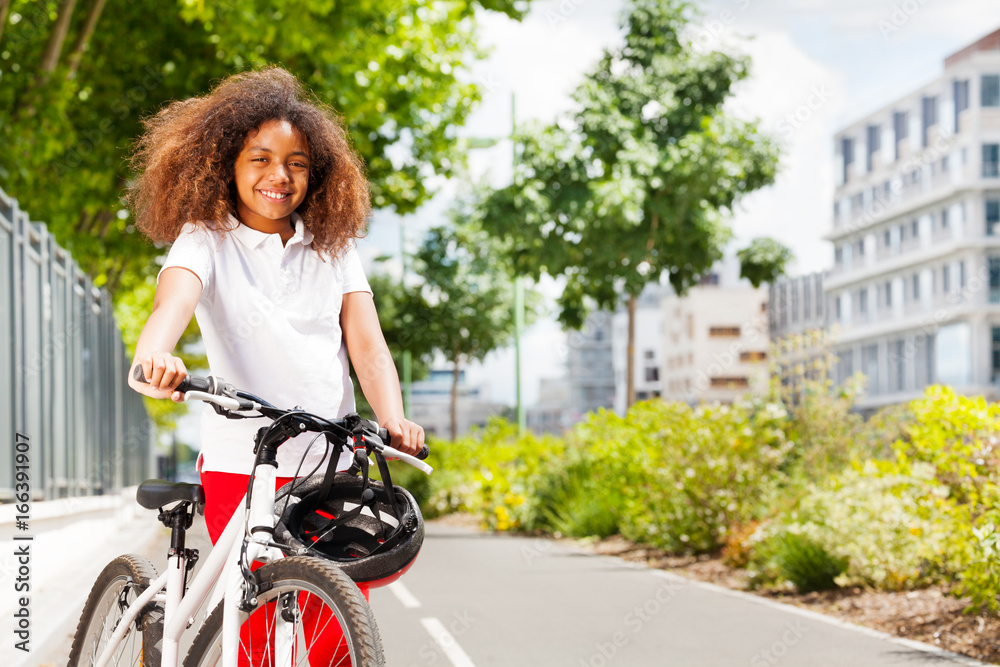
[[67, 554, 163, 666], [183, 556, 383, 667]]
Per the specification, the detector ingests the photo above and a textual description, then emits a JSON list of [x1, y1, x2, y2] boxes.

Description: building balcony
[[826, 238, 1000, 290]]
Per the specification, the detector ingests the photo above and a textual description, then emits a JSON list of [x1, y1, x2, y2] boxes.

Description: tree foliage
[[737, 237, 794, 288], [412, 208, 537, 438], [476, 0, 781, 329]]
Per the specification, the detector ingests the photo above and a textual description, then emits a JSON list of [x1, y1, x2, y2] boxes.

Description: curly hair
[[128, 67, 370, 258]]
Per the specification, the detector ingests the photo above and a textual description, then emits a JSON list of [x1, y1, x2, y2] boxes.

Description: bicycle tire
[[67, 554, 163, 667], [182, 556, 383, 667]]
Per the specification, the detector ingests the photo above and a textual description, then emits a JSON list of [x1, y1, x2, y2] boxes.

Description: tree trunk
[[66, 0, 107, 77], [626, 294, 637, 411], [450, 355, 460, 441], [39, 0, 78, 74], [0, 0, 12, 44]]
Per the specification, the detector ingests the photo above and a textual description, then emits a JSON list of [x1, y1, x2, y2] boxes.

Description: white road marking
[[387, 580, 421, 608], [420, 617, 477, 667]]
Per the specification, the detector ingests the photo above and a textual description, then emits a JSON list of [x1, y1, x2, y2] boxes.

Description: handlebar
[[131, 366, 430, 465]]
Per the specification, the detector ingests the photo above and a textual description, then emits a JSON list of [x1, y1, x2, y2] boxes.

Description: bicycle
[[67, 370, 431, 667]]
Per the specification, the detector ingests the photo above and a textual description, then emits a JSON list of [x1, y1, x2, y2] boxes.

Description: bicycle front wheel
[[67, 554, 163, 666], [183, 556, 383, 667]]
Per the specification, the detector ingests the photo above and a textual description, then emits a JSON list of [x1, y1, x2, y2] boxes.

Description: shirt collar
[[228, 212, 313, 249]]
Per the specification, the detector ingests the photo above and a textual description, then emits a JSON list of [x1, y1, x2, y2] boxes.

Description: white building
[[564, 311, 616, 419], [660, 280, 770, 405], [526, 377, 574, 434], [611, 285, 668, 414], [824, 28, 1000, 409]]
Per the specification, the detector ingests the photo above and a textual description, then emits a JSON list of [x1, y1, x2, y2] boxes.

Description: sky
[[357, 0, 1000, 408]]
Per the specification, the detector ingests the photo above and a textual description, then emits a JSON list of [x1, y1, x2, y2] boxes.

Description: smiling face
[[232, 119, 311, 236]]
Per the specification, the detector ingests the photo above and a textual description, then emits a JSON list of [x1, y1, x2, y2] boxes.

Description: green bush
[[749, 463, 960, 591], [760, 531, 847, 592]]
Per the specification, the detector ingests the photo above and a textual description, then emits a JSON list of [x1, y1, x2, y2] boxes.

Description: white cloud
[[722, 30, 847, 274]]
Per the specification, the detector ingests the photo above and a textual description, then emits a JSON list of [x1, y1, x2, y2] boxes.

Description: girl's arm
[[127, 267, 203, 401], [341, 291, 424, 456]]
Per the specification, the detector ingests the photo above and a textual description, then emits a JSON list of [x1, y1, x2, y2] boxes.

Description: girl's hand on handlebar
[[380, 417, 424, 457], [129, 352, 187, 402]]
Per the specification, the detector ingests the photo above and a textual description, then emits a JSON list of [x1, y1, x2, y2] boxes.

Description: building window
[[988, 199, 1000, 236], [941, 208, 949, 228], [710, 377, 749, 388], [643, 349, 655, 360], [893, 111, 908, 160], [859, 288, 868, 315], [862, 344, 879, 395], [960, 261, 966, 289], [993, 328, 1000, 383], [645, 367, 659, 382], [955, 78, 971, 132], [983, 75, 1000, 108], [835, 246, 843, 265], [991, 257, 1000, 303], [740, 351, 767, 362], [866, 124, 880, 171], [921, 96, 938, 147], [803, 280, 811, 320], [943, 265, 950, 293], [791, 283, 799, 324], [709, 326, 741, 338], [913, 273, 921, 300], [911, 219, 919, 239], [985, 144, 1000, 178], [885, 280, 893, 307], [892, 339, 906, 392], [842, 137, 854, 183], [835, 295, 842, 320]]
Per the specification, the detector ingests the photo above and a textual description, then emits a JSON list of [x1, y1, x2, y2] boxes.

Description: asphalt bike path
[[7, 505, 988, 667], [371, 523, 987, 667]]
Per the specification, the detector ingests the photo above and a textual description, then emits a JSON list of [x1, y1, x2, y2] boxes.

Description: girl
[[126, 67, 423, 663]]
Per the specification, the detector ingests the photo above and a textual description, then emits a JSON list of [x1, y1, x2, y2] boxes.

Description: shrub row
[[393, 384, 1000, 612]]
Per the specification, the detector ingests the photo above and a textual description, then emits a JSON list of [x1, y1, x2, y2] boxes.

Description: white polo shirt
[[159, 213, 371, 476]]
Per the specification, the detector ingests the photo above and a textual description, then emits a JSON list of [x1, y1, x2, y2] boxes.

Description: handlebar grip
[[375, 426, 429, 460], [175, 375, 211, 393], [132, 366, 211, 394]]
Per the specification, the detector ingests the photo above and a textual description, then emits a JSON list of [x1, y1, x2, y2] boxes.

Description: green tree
[[352, 269, 438, 415], [737, 237, 794, 288], [1, 0, 534, 299], [412, 215, 534, 439], [477, 0, 781, 409]]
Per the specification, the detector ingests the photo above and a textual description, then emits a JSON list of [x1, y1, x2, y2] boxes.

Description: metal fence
[[1, 186, 154, 501]]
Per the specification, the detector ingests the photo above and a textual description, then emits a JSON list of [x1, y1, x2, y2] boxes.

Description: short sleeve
[[340, 244, 372, 295], [159, 223, 215, 293]]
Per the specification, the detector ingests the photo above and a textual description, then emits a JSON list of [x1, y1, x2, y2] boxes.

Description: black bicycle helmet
[[273, 472, 424, 588]]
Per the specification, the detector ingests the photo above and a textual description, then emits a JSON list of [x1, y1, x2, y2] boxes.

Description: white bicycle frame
[[93, 388, 432, 667], [94, 458, 285, 667]]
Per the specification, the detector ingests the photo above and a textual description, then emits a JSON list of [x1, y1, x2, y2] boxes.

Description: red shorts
[[201, 471, 369, 666]]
